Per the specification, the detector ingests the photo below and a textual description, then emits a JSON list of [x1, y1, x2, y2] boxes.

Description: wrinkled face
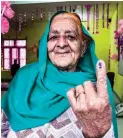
[[47, 14, 83, 71]]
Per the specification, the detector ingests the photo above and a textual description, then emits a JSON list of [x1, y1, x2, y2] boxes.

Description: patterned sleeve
[[1, 108, 115, 138], [1, 109, 10, 138]]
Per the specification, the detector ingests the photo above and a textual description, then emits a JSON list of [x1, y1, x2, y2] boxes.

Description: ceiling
[[11, 1, 120, 16], [10, 1, 116, 5]]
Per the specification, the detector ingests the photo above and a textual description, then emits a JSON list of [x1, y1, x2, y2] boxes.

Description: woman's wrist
[[82, 121, 110, 138]]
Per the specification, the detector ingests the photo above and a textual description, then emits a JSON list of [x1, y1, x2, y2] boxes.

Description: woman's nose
[[57, 36, 68, 48]]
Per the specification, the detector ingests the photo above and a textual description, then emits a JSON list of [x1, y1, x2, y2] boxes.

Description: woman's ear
[[81, 40, 87, 57], [83, 34, 91, 44], [81, 34, 91, 57]]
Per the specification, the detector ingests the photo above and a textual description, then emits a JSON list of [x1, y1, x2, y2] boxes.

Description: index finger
[[96, 60, 108, 98]]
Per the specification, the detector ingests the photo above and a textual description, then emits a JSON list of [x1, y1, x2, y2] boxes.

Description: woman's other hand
[[67, 60, 112, 138]]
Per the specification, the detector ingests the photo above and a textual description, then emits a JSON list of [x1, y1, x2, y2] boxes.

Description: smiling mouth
[[55, 52, 70, 57]]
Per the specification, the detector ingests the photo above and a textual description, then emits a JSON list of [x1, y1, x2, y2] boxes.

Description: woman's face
[[47, 14, 83, 71]]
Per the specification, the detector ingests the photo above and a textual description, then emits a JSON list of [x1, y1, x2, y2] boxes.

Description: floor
[[117, 117, 123, 138]]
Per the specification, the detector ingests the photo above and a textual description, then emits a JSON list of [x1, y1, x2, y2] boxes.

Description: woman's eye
[[49, 36, 58, 41], [67, 35, 75, 41]]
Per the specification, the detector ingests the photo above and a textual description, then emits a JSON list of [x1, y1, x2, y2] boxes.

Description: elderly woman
[[1, 11, 118, 138]]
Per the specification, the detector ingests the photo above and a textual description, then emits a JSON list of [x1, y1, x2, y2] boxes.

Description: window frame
[[1, 39, 27, 71]]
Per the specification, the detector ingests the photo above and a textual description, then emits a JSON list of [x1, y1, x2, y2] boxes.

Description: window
[[1, 39, 26, 70]]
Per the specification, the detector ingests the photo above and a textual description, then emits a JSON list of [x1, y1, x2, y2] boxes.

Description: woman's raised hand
[[67, 60, 112, 138]]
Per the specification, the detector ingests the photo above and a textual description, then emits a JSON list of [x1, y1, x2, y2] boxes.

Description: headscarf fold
[[1, 11, 118, 138]]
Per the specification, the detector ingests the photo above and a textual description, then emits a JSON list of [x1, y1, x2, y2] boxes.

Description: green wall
[[82, 3, 123, 100], [2, 21, 47, 79], [110, 3, 123, 100], [1, 3, 123, 100]]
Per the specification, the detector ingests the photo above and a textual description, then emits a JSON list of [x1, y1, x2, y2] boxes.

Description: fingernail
[[84, 81, 91, 85], [98, 62, 102, 69], [97, 60, 105, 69]]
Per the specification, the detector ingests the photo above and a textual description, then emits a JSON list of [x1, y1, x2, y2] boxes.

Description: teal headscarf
[[1, 11, 118, 138]]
